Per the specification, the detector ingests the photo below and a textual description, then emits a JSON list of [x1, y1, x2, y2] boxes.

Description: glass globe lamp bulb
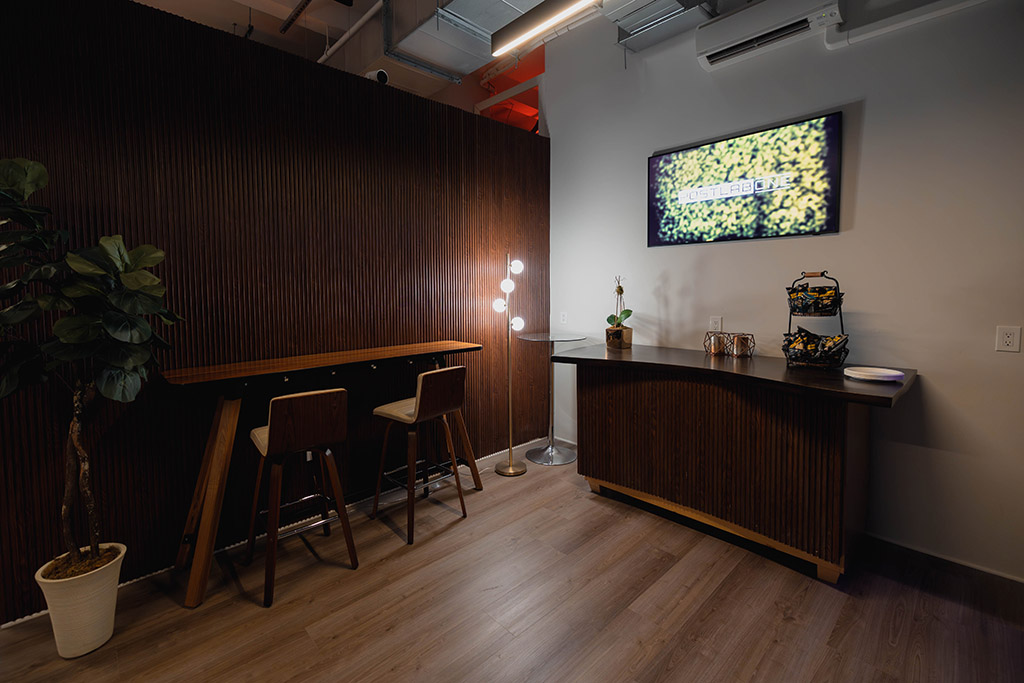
[[492, 298, 507, 313], [509, 259, 524, 275], [511, 316, 525, 331], [500, 278, 515, 293]]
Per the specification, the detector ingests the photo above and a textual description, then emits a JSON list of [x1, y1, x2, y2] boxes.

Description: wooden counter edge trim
[[553, 351, 915, 409], [586, 477, 844, 583], [164, 341, 483, 385]]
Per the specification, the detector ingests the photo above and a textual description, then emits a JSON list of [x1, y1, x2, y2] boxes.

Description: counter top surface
[[552, 344, 917, 408], [165, 340, 483, 385]]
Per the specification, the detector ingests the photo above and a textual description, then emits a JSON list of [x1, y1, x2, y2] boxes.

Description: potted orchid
[[605, 275, 632, 349]]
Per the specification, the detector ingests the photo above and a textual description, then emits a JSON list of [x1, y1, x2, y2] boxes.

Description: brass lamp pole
[[493, 253, 526, 477]]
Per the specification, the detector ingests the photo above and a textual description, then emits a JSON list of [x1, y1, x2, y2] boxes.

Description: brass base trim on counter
[[586, 477, 844, 583]]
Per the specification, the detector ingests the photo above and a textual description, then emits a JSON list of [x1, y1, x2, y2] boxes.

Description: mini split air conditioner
[[696, 0, 842, 71]]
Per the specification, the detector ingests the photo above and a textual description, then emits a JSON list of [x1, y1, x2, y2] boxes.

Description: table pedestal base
[[526, 444, 577, 466]]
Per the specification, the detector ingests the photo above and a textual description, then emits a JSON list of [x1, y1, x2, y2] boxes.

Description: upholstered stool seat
[[371, 366, 471, 544], [244, 388, 358, 606], [372, 397, 417, 424]]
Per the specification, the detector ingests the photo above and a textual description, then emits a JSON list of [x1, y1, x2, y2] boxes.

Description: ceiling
[[130, 0, 725, 129], [134, 0, 546, 96]]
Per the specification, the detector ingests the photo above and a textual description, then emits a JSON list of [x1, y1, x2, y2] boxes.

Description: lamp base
[[495, 460, 527, 477]]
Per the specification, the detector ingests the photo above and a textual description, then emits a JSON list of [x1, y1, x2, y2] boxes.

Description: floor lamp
[[493, 253, 526, 477]]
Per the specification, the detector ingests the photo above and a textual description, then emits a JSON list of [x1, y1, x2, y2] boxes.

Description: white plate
[[844, 366, 905, 382]]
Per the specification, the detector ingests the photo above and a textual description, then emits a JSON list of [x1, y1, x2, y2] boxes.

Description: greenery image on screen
[[648, 113, 841, 246]]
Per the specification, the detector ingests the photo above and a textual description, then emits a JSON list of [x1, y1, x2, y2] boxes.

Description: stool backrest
[[413, 366, 466, 423], [266, 388, 347, 456]]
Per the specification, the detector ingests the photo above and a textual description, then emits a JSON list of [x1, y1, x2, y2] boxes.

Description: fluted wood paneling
[[0, 1, 549, 622], [576, 365, 847, 565]]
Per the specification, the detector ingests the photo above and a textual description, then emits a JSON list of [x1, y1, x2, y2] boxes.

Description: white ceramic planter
[[34, 543, 126, 659]]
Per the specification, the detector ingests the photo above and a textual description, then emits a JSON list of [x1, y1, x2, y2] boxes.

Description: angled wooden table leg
[[176, 398, 231, 569], [452, 409, 482, 491], [183, 396, 243, 608]]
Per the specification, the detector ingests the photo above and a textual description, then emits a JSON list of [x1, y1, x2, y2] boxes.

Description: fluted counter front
[[552, 344, 916, 581]]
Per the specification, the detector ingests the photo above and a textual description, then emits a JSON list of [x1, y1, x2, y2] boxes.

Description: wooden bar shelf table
[[552, 344, 916, 582], [166, 340, 483, 608]]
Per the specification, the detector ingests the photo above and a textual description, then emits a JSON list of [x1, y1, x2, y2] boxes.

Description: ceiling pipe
[[538, 6, 601, 48], [473, 8, 600, 116], [474, 74, 542, 114], [280, 0, 313, 34], [824, 0, 990, 49], [381, 0, 462, 84], [480, 55, 520, 88], [317, 0, 383, 64]]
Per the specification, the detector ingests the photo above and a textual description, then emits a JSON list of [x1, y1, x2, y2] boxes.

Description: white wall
[[544, 0, 1024, 580]]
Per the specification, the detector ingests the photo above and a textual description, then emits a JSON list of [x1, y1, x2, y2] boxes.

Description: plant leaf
[[0, 159, 49, 200], [0, 254, 32, 270], [0, 298, 41, 325], [606, 314, 617, 326], [0, 205, 48, 232], [127, 244, 164, 270], [150, 330, 171, 350], [35, 293, 73, 311], [0, 229, 36, 243], [99, 235, 130, 273], [41, 338, 102, 361], [19, 262, 61, 283], [19, 160, 49, 199], [0, 160, 27, 196], [140, 282, 166, 297], [619, 309, 633, 323], [62, 278, 106, 298], [156, 308, 184, 325], [0, 342, 47, 396], [97, 341, 151, 370], [108, 289, 163, 315], [96, 366, 142, 402], [0, 279, 23, 299], [66, 251, 108, 276], [119, 269, 160, 291], [101, 310, 152, 343], [0, 367, 19, 398], [53, 314, 102, 343]]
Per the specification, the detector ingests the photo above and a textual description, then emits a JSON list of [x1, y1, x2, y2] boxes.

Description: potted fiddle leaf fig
[[605, 275, 632, 349], [0, 158, 181, 658]]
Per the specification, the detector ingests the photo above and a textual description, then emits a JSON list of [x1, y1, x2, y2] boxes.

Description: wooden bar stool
[[371, 366, 469, 544], [244, 388, 358, 607]]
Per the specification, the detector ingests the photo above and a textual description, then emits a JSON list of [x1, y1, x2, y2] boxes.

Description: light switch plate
[[710, 316, 723, 332]]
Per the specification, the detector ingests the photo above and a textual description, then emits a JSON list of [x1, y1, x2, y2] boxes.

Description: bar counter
[[553, 344, 917, 581]]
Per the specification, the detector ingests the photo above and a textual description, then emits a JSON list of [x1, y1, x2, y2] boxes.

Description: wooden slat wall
[[576, 365, 846, 564], [0, 1, 550, 622]]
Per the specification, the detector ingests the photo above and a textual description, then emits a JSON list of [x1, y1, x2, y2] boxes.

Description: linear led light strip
[[491, 0, 599, 57]]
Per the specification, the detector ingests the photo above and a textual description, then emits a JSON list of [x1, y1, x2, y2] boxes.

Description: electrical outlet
[[560, 312, 568, 325], [710, 316, 723, 332], [996, 325, 1021, 352]]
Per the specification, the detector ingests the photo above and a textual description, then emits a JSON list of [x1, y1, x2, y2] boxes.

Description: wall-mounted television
[[648, 112, 842, 247]]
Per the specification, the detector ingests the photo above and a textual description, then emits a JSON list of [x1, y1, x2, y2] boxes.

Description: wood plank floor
[[2, 453, 1022, 682]]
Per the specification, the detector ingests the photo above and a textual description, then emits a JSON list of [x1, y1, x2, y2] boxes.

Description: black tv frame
[[647, 111, 843, 247]]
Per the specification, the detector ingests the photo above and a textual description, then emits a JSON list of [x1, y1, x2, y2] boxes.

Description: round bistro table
[[518, 332, 586, 466]]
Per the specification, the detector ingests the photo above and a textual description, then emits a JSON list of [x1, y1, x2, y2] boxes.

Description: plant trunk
[[61, 416, 79, 561], [65, 382, 99, 558]]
